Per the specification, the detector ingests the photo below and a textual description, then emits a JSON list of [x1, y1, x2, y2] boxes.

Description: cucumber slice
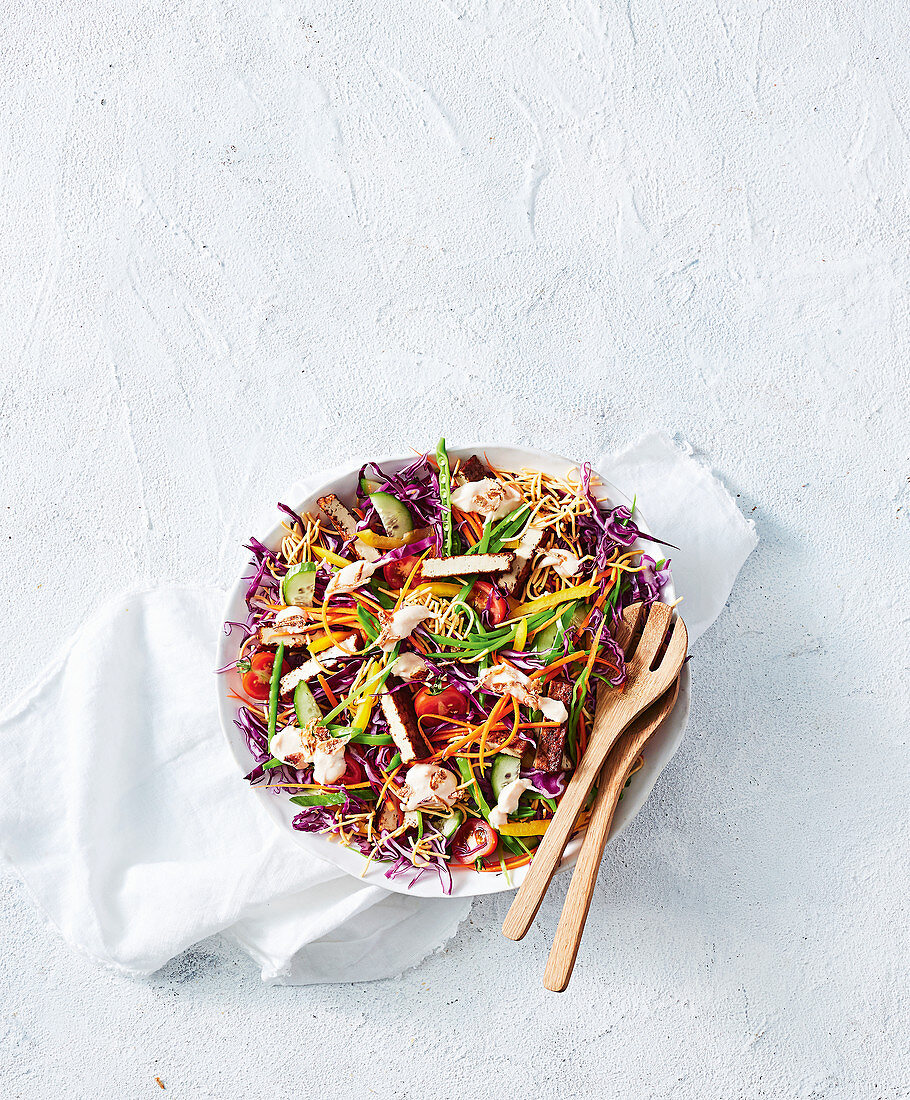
[[281, 562, 317, 607], [534, 618, 563, 655], [437, 808, 464, 839], [490, 753, 521, 800], [369, 492, 414, 537], [566, 601, 592, 636], [535, 601, 575, 658], [360, 476, 383, 494], [293, 681, 322, 727]]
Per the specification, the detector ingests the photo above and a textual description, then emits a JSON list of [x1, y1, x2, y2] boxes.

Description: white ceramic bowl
[[216, 444, 690, 898]]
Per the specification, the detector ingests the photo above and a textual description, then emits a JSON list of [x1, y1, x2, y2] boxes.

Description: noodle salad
[[221, 442, 671, 892]]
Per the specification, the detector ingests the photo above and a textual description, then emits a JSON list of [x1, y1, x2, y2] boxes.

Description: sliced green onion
[[290, 791, 346, 807], [267, 643, 285, 743], [349, 732, 395, 746], [466, 503, 530, 555], [436, 438, 454, 555], [356, 606, 379, 640]]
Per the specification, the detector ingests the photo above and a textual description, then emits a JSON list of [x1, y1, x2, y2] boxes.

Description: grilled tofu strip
[[316, 494, 379, 562], [379, 680, 432, 763], [454, 454, 492, 487], [498, 526, 545, 596], [420, 553, 512, 579], [279, 648, 348, 694], [533, 678, 574, 771]]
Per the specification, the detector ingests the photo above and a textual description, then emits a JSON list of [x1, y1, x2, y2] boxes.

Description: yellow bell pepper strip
[[309, 630, 354, 655], [500, 808, 592, 836], [311, 545, 351, 568], [498, 819, 552, 836], [352, 660, 377, 727], [507, 582, 599, 620], [356, 527, 432, 549], [513, 617, 528, 651], [407, 581, 463, 599]]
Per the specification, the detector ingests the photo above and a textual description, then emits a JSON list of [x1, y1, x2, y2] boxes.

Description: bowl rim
[[215, 443, 690, 898]]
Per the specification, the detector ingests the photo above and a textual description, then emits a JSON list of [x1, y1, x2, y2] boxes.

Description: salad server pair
[[502, 601, 689, 989]]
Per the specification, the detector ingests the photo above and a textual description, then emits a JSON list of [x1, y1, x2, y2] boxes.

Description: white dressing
[[399, 763, 459, 812], [478, 663, 569, 724], [388, 652, 428, 680], [270, 719, 349, 784], [449, 478, 524, 521], [537, 547, 583, 578], [324, 559, 380, 599], [489, 777, 531, 829], [376, 605, 434, 652]]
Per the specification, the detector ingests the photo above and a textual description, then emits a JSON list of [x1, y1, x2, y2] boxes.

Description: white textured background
[[2, 0, 909, 1097]]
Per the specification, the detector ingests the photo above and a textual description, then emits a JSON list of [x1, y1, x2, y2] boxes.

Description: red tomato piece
[[382, 555, 423, 589], [331, 754, 364, 787], [470, 580, 509, 626], [242, 651, 290, 700], [413, 683, 468, 725], [450, 818, 498, 865]]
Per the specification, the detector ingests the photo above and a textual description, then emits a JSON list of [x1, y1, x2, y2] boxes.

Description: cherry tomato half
[[470, 580, 510, 627], [414, 683, 469, 725], [450, 817, 498, 865], [331, 754, 364, 787], [242, 650, 290, 701], [382, 555, 423, 589]]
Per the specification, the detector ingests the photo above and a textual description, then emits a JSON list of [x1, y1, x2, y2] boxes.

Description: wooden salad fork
[[543, 675, 681, 991], [502, 601, 688, 943]]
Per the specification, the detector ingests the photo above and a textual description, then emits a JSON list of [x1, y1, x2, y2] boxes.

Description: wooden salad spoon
[[543, 675, 681, 991], [501, 601, 688, 943]]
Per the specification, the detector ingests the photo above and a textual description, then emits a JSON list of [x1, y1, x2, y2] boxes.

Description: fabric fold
[[0, 436, 755, 984]]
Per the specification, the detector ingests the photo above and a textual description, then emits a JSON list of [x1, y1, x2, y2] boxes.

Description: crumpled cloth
[[0, 434, 755, 983]]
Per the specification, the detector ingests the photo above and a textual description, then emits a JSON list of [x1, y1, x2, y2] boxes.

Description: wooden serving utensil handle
[[543, 679, 681, 991], [501, 720, 619, 941], [542, 747, 636, 990]]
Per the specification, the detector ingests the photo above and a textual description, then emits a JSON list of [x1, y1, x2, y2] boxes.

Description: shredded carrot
[[317, 674, 338, 708], [476, 695, 512, 767], [477, 853, 534, 873], [579, 616, 608, 688], [376, 762, 404, 806], [528, 651, 587, 680], [453, 507, 484, 544]]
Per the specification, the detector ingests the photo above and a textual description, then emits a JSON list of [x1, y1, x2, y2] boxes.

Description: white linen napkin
[[0, 434, 756, 984]]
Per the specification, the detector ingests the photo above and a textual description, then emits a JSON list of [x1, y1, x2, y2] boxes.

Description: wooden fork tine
[[662, 614, 689, 669], [613, 602, 644, 653], [627, 601, 673, 671]]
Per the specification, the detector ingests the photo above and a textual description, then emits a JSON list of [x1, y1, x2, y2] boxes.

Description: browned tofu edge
[[498, 526, 545, 596], [533, 678, 573, 771], [453, 454, 491, 486], [316, 494, 378, 561], [379, 680, 432, 763]]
